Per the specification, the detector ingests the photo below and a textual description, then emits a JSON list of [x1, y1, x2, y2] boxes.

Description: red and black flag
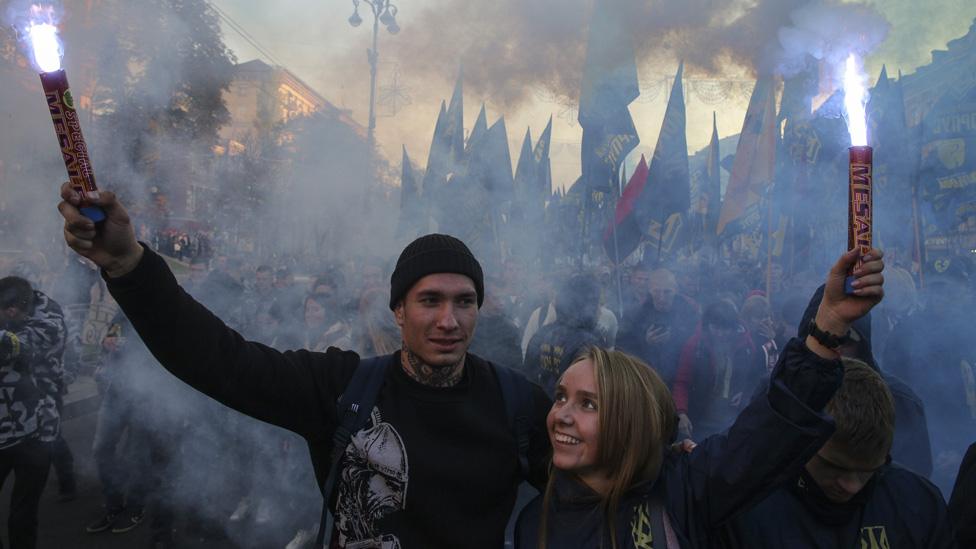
[[603, 154, 649, 261]]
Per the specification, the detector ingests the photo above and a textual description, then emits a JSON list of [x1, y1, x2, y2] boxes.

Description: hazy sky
[[211, 0, 976, 190]]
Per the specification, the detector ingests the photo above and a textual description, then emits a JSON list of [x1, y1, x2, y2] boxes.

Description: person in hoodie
[[724, 358, 956, 548], [0, 276, 67, 549], [523, 273, 603, 394], [797, 284, 933, 479], [515, 247, 886, 549]]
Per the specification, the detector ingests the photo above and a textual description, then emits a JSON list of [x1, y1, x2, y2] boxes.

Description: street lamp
[[348, 0, 399, 208]]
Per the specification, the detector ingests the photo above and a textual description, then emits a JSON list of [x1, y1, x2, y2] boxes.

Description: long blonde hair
[[538, 346, 677, 549]]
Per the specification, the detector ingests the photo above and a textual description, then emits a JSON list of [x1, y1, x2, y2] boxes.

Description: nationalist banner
[[717, 77, 778, 239], [867, 67, 915, 254], [396, 146, 425, 239], [634, 63, 690, 259], [918, 81, 976, 258], [604, 154, 649, 261], [688, 112, 722, 248], [578, 0, 640, 194]]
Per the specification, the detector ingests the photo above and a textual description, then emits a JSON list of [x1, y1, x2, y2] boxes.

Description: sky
[[211, 0, 976, 190]]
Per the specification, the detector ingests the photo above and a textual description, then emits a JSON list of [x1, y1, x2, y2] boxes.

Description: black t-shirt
[[105, 245, 553, 548]]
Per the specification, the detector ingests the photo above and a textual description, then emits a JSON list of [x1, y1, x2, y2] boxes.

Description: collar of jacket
[[550, 469, 659, 511], [789, 463, 888, 526]]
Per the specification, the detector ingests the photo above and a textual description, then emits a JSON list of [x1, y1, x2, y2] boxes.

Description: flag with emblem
[[718, 76, 778, 245], [868, 66, 915, 253], [632, 63, 690, 259], [578, 0, 640, 195]]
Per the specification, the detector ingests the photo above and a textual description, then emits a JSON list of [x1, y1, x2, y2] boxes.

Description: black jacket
[[948, 442, 976, 546], [105, 245, 553, 548], [725, 463, 957, 548], [799, 285, 933, 478], [470, 312, 523, 371], [524, 321, 602, 394], [515, 338, 842, 548], [617, 295, 699, 386]]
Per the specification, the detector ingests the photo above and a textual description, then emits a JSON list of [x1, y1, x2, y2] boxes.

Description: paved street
[[0, 378, 241, 549], [0, 375, 536, 548]]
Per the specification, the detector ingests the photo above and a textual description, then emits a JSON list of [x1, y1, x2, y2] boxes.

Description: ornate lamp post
[[349, 0, 399, 207]]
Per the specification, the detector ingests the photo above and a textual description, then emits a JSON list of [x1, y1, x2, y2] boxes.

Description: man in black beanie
[[56, 183, 551, 549], [386, 234, 486, 386]]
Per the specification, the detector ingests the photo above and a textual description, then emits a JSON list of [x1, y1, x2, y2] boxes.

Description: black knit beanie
[[389, 234, 484, 310]]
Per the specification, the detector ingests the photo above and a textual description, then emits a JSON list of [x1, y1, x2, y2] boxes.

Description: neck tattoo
[[401, 345, 465, 388]]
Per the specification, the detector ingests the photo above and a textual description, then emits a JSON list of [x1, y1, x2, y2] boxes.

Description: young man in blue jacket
[[725, 358, 956, 548]]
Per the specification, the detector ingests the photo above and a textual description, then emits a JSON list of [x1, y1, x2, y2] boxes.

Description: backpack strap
[[650, 500, 681, 549], [315, 355, 390, 548], [492, 363, 533, 481]]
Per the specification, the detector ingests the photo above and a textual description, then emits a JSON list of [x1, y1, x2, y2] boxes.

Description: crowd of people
[[0, 182, 972, 548]]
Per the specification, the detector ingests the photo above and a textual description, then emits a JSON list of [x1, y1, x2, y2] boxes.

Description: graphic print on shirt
[[630, 501, 654, 548], [335, 407, 408, 549], [859, 525, 890, 549]]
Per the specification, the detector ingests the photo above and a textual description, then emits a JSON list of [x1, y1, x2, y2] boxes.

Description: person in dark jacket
[[948, 442, 975, 546], [515, 247, 886, 549], [469, 278, 523, 370], [616, 268, 699, 386], [524, 273, 603, 394], [0, 277, 68, 549], [725, 358, 956, 548], [57, 186, 552, 549], [86, 313, 181, 547], [882, 258, 974, 493], [740, 294, 779, 374], [798, 284, 934, 478]]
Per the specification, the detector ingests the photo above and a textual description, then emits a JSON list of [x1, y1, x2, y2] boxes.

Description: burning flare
[[843, 54, 868, 147], [27, 5, 62, 73], [28, 4, 105, 222]]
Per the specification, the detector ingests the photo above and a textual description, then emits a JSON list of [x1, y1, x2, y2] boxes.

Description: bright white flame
[[27, 5, 62, 73], [843, 54, 868, 147]]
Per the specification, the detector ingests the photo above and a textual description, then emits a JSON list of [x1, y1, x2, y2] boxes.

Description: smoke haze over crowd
[[0, 0, 974, 545]]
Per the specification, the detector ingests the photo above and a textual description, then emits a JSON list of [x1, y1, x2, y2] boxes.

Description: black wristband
[[806, 318, 852, 350]]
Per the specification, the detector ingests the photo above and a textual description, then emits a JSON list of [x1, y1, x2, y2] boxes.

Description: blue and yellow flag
[[635, 63, 690, 258], [718, 76, 778, 239], [868, 67, 915, 253], [578, 0, 640, 194]]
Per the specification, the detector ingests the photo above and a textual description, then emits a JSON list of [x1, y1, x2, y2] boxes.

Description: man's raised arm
[[57, 182, 349, 438]]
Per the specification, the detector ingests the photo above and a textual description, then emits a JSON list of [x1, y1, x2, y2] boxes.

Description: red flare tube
[[40, 69, 105, 222], [845, 146, 872, 294]]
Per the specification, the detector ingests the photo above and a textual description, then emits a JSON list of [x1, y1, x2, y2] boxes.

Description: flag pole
[[580, 189, 589, 268], [910, 123, 926, 289], [656, 213, 665, 264], [612, 164, 625, 320], [765, 185, 774, 299]]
